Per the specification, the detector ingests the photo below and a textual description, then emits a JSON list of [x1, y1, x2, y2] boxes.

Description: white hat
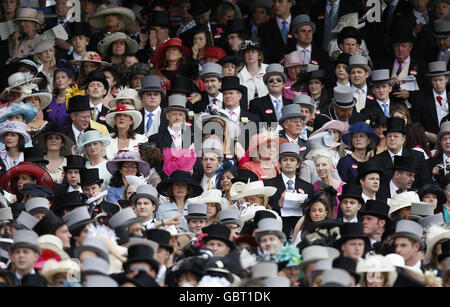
[[105, 104, 143, 131], [387, 191, 420, 218], [108, 86, 142, 110], [40, 259, 80, 283], [13, 83, 52, 111], [37, 234, 70, 261], [231, 181, 276, 200], [188, 189, 227, 207], [424, 224, 450, 265], [356, 254, 397, 286], [385, 253, 424, 282]]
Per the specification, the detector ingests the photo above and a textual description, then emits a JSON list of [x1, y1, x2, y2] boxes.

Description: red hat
[[200, 46, 226, 61], [151, 38, 191, 67], [0, 162, 54, 194]]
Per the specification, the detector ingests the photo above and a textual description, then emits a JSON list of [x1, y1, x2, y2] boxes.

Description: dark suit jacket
[[64, 126, 94, 145], [377, 183, 391, 203], [379, 56, 428, 90], [313, 104, 369, 131], [279, 130, 310, 161], [187, 91, 249, 114], [361, 99, 406, 124], [381, 0, 412, 54], [248, 94, 293, 126], [264, 174, 314, 215], [371, 148, 433, 190], [257, 17, 297, 63], [135, 108, 169, 136]]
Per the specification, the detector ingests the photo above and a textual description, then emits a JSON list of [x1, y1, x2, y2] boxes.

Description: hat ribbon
[[113, 103, 138, 112], [65, 84, 85, 109]]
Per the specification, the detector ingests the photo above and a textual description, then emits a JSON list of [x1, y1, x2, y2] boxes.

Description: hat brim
[[130, 193, 159, 208], [0, 163, 53, 194], [255, 230, 286, 242], [89, 7, 136, 29], [231, 186, 277, 200], [279, 113, 307, 124], [11, 242, 42, 255], [74, 244, 109, 263], [263, 71, 288, 84], [106, 159, 150, 177], [346, 64, 371, 75], [77, 136, 110, 155], [105, 109, 143, 131], [331, 98, 357, 109], [108, 97, 142, 110], [156, 177, 203, 198], [34, 130, 75, 157], [202, 235, 235, 250], [97, 34, 139, 58], [14, 93, 52, 111], [391, 232, 425, 249]]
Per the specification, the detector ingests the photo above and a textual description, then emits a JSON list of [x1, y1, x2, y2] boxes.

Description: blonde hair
[[33, 47, 56, 74]]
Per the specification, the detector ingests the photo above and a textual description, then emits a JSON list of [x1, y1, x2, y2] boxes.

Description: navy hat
[[341, 121, 379, 147], [18, 183, 53, 197]]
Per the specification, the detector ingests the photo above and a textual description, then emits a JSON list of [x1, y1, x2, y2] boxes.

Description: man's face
[[259, 234, 283, 255], [340, 198, 362, 220], [56, 0, 72, 19], [349, 67, 369, 87], [394, 237, 419, 263], [411, 0, 429, 11], [266, 74, 285, 96], [437, 36, 450, 51], [156, 247, 170, 267], [373, 83, 392, 101], [393, 42, 412, 62], [222, 90, 241, 109], [82, 183, 102, 199], [341, 238, 366, 260], [339, 38, 359, 55], [393, 170, 415, 190], [66, 169, 80, 187], [71, 35, 89, 53], [273, 0, 292, 18], [441, 134, 450, 153], [300, 106, 313, 122], [385, 132, 406, 152], [362, 215, 384, 237], [72, 111, 91, 130], [10, 248, 39, 273], [294, 25, 313, 46], [227, 33, 244, 52], [360, 173, 380, 193], [154, 26, 169, 44], [166, 110, 186, 128], [187, 218, 206, 235], [134, 197, 156, 219], [141, 91, 162, 111], [431, 75, 448, 93], [435, 2, 450, 19], [74, 225, 91, 247], [203, 77, 221, 96], [280, 156, 300, 174], [205, 239, 230, 257], [252, 7, 270, 25], [334, 105, 353, 122], [129, 74, 145, 90], [55, 224, 72, 248], [283, 117, 305, 137], [201, 152, 221, 176]]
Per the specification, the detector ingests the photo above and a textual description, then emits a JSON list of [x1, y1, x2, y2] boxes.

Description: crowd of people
[[0, 0, 449, 288]]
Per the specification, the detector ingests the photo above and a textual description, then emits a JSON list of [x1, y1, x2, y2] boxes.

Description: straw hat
[[70, 51, 108, 66], [423, 224, 450, 265], [231, 181, 276, 200], [13, 83, 51, 111], [88, 5, 136, 29], [188, 189, 228, 207], [14, 8, 44, 25], [108, 86, 142, 110], [40, 259, 80, 283], [105, 104, 143, 131], [97, 32, 139, 58]]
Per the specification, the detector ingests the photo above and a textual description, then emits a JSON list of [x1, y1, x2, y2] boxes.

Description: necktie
[[287, 179, 294, 191], [382, 103, 389, 117], [146, 113, 153, 133], [396, 61, 403, 76], [437, 96, 443, 107], [388, 4, 395, 17], [422, 13, 428, 24], [356, 88, 365, 112], [282, 20, 288, 43], [396, 189, 402, 194], [212, 98, 217, 105], [77, 131, 83, 145], [301, 49, 310, 64], [291, 139, 297, 144], [207, 178, 214, 190], [92, 107, 97, 121], [274, 99, 282, 119]]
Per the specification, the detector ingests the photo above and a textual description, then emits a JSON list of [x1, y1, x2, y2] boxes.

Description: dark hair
[[405, 122, 432, 158], [168, 182, 194, 203], [112, 122, 136, 140], [301, 190, 333, 231], [52, 69, 74, 96], [5, 133, 25, 152], [102, 66, 120, 89], [109, 162, 142, 188], [107, 40, 131, 58], [389, 104, 411, 125], [139, 146, 163, 168], [213, 1, 237, 25], [192, 27, 213, 48], [348, 132, 375, 153]]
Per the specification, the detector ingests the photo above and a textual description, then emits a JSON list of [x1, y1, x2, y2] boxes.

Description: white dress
[[238, 63, 269, 102], [103, 133, 148, 161]]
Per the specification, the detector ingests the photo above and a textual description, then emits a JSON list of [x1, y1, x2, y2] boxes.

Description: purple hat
[[106, 150, 150, 177], [0, 120, 31, 144]]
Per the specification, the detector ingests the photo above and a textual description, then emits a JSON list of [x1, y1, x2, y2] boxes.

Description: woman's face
[[172, 182, 188, 198], [258, 140, 278, 160], [244, 195, 264, 206], [120, 162, 138, 177], [18, 20, 37, 33], [82, 62, 100, 76], [104, 14, 121, 28], [103, 70, 117, 89], [335, 63, 349, 80], [17, 174, 37, 190], [54, 71, 72, 90], [331, 129, 341, 142], [222, 62, 236, 77], [352, 132, 370, 150], [1, 0, 17, 14], [8, 114, 25, 122], [365, 272, 385, 287], [165, 46, 183, 63], [115, 113, 133, 130], [112, 40, 126, 56], [422, 193, 438, 209], [309, 201, 328, 222], [46, 134, 64, 151], [315, 156, 331, 178], [193, 32, 207, 49], [24, 96, 41, 111], [287, 65, 301, 82], [126, 185, 137, 200], [85, 141, 103, 158], [308, 79, 324, 96], [38, 47, 54, 63], [283, 266, 300, 285], [206, 203, 218, 217], [374, 124, 387, 139], [220, 171, 234, 192], [244, 49, 259, 65], [4, 132, 19, 148]]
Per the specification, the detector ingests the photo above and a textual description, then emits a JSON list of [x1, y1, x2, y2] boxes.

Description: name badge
[[410, 70, 417, 76], [99, 116, 106, 121], [298, 188, 304, 194], [367, 95, 374, 100], [352, 164, 358, 169], [265, 109, 273, 114], [311, 60, 318, 65]]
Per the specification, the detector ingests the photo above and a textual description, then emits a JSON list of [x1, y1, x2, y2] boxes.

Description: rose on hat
[[105, 104, 143, 131], [70, 51, 108, 66]]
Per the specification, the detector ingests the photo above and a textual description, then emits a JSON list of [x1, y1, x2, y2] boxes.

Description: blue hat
[[0, 102, 38, 124], [341, 121, 379, 147]]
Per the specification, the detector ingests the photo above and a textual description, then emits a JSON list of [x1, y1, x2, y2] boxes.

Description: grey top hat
[[218, 209, 243, 228], [433, 19, 450, 38], [63, 206, 94, 232], [185, 203, 208, 220], [291, 14, 316, 34], [418, 214, 445, 229], [298, 245, 330, 271], [252, 262, 278, 279], [163, 95, 189, 114], [202, 138, 224, 158], [25, 197, 50, 214], [200, 63, 223, 80], [263, 64, 288, 84], [11, 229, 41, 255], [279, 142, 301, 161], [437, 121, 450, 141], [426, 61, 449, 77], [0, 207, 13, 222], [139, 75, 165, 96], [391, 220, 425, 249], [74, 236, 109, 263], [346, 55, 371, 74], [408, 202, 435, 220], [128, 237, 159, 252], [279, 103, 306, 124], [333, 86, 356, 108], [81, 257, 110, 276], [294, 94, 315, 113], [130, 185, 159, 208], [109, 207, 144, 228], [255, 218, 286, 242], [85, 275, 118, 287], [321, 268, 351, 287], [16, 211, 39, 230], [370, 69, 392, 85], [264, 276, 291, 287]]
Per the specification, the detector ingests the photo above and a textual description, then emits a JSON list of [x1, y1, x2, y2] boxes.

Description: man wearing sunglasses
[[249, 63, 293, 127]]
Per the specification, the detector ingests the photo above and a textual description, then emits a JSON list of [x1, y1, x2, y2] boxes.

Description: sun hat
[[76, 129, 110, 155], [36, 234, 70, 262], [13, 83, 52, 111], [231, 181, 276, 200], [108, 86, 142, 110], [40, 259, 80, 283], [14, 8, 44, 25], [151, 38, 191, 67], [88, 4, 136, 29], [0, 162, 53, 194], [105, 104, 143, 131], [423, 224, 450, 264], [341, 121, 379, 147], [356, 254, 397, 287], [70, 51, 108, 66], [0, 102, 37, 124], [189, 189, 226, 206], [33, 122, 75, 157], [97, 32, 139, 58], [156, 170, 203, 198], [106, 150, 150, 177], [0, 120, 31, 144]]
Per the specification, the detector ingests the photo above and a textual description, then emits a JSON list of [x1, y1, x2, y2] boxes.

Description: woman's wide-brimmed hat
[[3, 72, 41, 94], [247, 128, 279, 158], [105, 104, 143, 131], [0, 120, 31, 145], [70, 51, 108, 66], [14, 8, 44, 25], [0, 102, 37, 124], [424, 224, 450, 265], [40, 259, 80, 283], [33, 122, 75, 157], [108, 86, 142, 110], [356, 254, 397, 286], [88, 4, 136, 29], [13, 83, 52, 111], [36, 234, 70, 261], [310, 119, 349, 137], [151, 38, 191, 67], [195, 105, 240, 140], [305, 130, 341, 159], [156, 170, 203, 198], [341, 121, 379, 147], [97, 32, 139, 58], [106, 150, 150, 177], [76, 129, 110, 155], [231, 180, 276, 200], [29, 39, 55, 55]]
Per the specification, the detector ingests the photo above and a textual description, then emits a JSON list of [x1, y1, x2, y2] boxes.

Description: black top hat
[[150, 10, 170, 28], [220, 76, 244, 94], [338, 184, 365, 205], [83, 70, 109, 93], [123, 244, 160, 273], [67, 22, 92, 40], [392, 31, 414, 44], [356, 160, 384, 182], [384, 117, 406, 135], [334, 52, 351, 67], [332, 256, 361, 284], [253, 210, 277, 225], [145, 229, 173, 253], [128, 63, 151, 76], [23, 147, 48, 165], [226, 18, 248, 36], [33, 210, 65, 236], [201, 223, 235, 249], [230, 169, 259, 184], [188, 0, 210, 16], [80, 168, 104, 187], [50, 191, 86, 216], [67, 95, 93, 113], [338, 26, 361, 45], [361, 200, 390, 221], [370, 113, 388, 128], [391, 155, 416, 173], [437, 240, 450, 263], [63, 155, 86, 172], [18, 183, 53, 197], [168, 76, 192, 95], [21, 273, 48, 287], [156, 170, 203, 198], [337, 222, 370, 249], [114, 226, 130, 245]]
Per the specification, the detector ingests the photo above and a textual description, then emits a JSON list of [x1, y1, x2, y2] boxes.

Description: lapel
[[262, 95, 278, 122], [270, 18, 284, 45], [426, 89, 440, 125]]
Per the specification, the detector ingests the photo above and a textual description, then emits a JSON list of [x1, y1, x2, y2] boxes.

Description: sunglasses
[[268, 77, 283, 83]]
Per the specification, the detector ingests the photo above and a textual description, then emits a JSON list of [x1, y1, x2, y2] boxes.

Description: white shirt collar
[[388, 148, 402, 158], [281, 172, 296, 189], [433, 88, 447, 101], [352, 84, 367, 94], [145, 106, 161, 116], [296, 44, 312, 52], [390, 179, 403, 196], [90, 102, 103, 112], [343, 216, 358, 223]]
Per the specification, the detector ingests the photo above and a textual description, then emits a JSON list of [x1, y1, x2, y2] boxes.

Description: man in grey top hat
[[136, 75, 169, 137], [347, 55, 373, 113], [189, 63, 224, 113], [185, 203, 208, 235], [279, 103, 310, 160], [249, 0, 272, 39]]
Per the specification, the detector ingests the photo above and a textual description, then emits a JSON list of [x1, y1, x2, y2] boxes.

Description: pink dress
[[313, 181, 344, 219]]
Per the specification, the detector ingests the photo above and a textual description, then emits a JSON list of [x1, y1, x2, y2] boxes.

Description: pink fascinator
[[163, 148, 197, 176]]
